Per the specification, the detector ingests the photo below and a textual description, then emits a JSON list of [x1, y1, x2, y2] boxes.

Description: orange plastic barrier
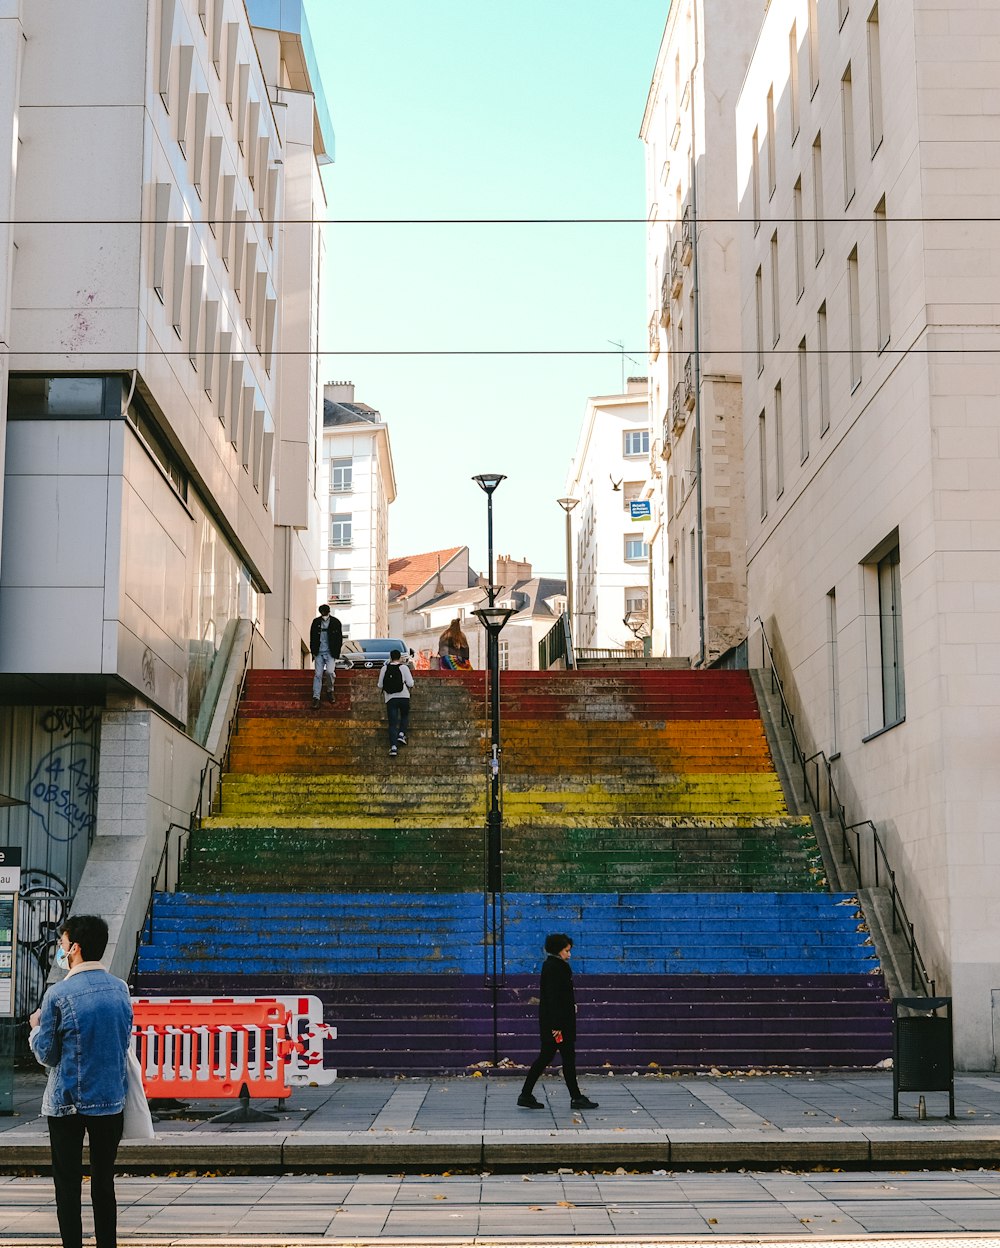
[[132, 998, 303, 1101]]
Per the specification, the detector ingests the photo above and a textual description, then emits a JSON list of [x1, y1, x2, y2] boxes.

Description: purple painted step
[[136, 971, 892, 1074]]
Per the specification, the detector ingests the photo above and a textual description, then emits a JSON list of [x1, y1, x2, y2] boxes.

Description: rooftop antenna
[[607, 339, 640, 392]]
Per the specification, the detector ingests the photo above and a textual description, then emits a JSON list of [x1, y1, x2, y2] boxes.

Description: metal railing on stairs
[[128, 622, 259, 987], [755, 617, 934, 996], [537, 612, 574, 670]]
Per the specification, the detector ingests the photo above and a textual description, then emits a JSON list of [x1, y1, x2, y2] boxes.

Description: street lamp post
[[556, 497, 579, 636], [473, 604, 514, 1064]]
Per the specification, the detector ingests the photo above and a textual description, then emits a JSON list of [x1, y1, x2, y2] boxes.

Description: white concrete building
[[639, 0, 764, 665], [0, 0, 332, 980], [566, 380, 653, 653], [738, 0, 1000, 1066], [320, 382, 396, 639]]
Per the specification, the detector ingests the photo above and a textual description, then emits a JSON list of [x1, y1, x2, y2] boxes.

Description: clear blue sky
[[307, 1, 667, 574]]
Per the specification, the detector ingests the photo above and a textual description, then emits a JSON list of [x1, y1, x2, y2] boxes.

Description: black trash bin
[[892, 996, 954, 1119]]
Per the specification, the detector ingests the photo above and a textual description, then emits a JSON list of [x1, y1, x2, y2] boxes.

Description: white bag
[[122, 1048, 155, 1140]]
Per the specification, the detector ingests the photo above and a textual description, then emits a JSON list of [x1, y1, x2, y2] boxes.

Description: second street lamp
[[556, 497, 579, 636]]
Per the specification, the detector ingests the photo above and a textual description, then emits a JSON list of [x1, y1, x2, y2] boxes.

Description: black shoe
[[324, 690, 335, 703], [571, 1096, 599, 1110], [517, 1094, 545, 1109], [311, 697, 320, 709]]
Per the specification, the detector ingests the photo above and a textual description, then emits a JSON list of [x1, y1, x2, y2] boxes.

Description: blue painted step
[[138, 890, 878, 976]]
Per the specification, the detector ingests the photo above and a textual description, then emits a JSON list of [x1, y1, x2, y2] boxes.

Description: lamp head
[[472, 473, 507, 496], [472, 605, 516, 637], [623, 609, 648, 638], [556, 497, 580, 514]]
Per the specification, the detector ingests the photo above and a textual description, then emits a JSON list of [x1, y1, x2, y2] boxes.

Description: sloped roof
[[508, 576, 566, 620], [323, 398, 382, 427], [388, 547, 465, 599], [418, 575, 566, 623]]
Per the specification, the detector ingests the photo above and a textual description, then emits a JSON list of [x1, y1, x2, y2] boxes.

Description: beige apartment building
[[639, 0, 764, 664], [0, 0, 331, 979], [738, 0, 1000, 1065]]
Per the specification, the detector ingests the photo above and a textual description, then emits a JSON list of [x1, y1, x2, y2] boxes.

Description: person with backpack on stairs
[[378, 648, 414, 757]]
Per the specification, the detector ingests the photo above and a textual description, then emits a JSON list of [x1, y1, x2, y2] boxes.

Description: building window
[[330, 579, 351, 605], [758, 408, 768, 519], [8, 373, 117, 419], [625, 588, 648, 615], [624, 429, 650, 457], [330, 514, 352, 548], [766, 87, 776, 198], [867, 3, 883, 153], [818, 302, 831, 434], [793, 179, 805, 300], [811, 134, 826, 265], [774, 381, 784, 498], [848, 245, 862, 390], [498, 639, 510, 671], [862, 538, 905, 735], [798, 337, 810, 462], [623, 481, 643, 511], [330, 457, 353, 493], [841, 65, 856, 206], [624, 535, 649, 562], [874, 196, 890, 350], [877, 545, 905, 727], [827, 588, 840, 754], [789, 22, 800, 142], [752, 127, 761, 233], [755, 266, 764, 374], [808, 0, 820, 97], [770, 231, 780, 344], [689, 527, 696, 604]]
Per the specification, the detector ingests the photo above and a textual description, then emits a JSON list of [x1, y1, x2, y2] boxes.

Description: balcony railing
[[670, 241, 683, 297], [681, 204, 693, 264], [671, 382, 686, 434], [660, 271, 672, 327], [684, 353, 695, 410], [648, 312, 660, 361]]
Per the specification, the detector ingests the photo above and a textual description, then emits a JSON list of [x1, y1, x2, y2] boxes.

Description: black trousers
[[520, 1033, 581, 1099], [47, 1112, 123, 1248]]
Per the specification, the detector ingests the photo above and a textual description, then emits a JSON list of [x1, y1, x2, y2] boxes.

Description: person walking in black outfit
[[517, 933, 599, 1111]]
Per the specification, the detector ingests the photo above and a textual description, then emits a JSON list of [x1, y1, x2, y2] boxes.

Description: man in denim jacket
[[29, 914, 132, 1248]]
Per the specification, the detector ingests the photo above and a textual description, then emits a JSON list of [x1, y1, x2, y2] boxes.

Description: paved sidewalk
[[2, 1071, 1000, 1173], [2, 1170, 1000, 1241]]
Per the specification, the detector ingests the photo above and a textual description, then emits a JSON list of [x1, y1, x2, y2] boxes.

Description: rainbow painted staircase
[[134, 668, 891, 1072]]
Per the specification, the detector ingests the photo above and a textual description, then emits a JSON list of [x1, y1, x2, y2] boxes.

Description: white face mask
[[55, 944, 71, 971]]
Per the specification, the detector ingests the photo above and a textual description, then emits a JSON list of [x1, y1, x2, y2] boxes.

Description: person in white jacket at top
[[377, 648, 414, 758]]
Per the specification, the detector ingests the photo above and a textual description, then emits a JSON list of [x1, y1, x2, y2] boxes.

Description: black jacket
[[537, 954, 576, 1038], [309, 614, 343, 659]]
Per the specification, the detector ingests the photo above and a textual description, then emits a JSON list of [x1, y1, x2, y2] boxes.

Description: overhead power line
[[2, 346, 999, 358], [1, 215, 999, 226]]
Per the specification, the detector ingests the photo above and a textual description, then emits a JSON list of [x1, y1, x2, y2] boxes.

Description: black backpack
[[382, 662, 404, 695]]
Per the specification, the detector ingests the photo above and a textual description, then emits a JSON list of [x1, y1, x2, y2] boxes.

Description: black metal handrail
[[128, 621, 259, 987], [755, 617, 934, 996], [537, 611, 574, 670]]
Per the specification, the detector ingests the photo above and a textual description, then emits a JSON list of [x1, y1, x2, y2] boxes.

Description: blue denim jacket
[[29, 966, 132, 1118]]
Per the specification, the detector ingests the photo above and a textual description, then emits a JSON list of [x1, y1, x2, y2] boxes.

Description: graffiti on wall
[[24, 708, 99, 843]]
